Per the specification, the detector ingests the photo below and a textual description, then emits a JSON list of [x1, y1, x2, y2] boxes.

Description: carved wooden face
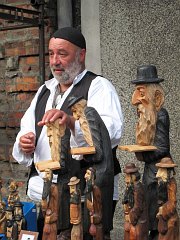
[[125, 173, 136, 185], [85, 169, 92, 182], [14, 206, 22, 216], [132, 85, 149, 107], [70, 184, 76, 194], [156, 168, 168, 183], [131, 84, 157, 145], [44, 169, 52, 181]]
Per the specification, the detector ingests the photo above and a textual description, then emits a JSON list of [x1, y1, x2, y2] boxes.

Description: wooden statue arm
[[129, 184, 144, 226], [45, 212, 58, 224], [158, 179, 177, 221]]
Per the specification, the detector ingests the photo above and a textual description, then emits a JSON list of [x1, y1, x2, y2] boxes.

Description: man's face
[[14, 206, 22, 216], [71, 104, 82, 120], [125, 173, 132, 185], [156, 167, 168, 183], [85, 169, 92, 182], [49, 38, 84, 85], [44, 169, 52, 181], [70, 184, 76, 194], [84, 170, 93, 194], [131, 84, 157, 145]]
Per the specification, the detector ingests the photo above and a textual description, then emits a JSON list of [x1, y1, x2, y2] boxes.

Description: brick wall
[[0, 0, 56, 194]]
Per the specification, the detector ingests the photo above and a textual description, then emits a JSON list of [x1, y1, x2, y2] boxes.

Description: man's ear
[[155, 90, 164, 111]]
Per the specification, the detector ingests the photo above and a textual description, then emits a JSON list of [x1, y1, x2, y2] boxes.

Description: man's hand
[[38, 109, 75, 131], [19, 132, 35, 154]]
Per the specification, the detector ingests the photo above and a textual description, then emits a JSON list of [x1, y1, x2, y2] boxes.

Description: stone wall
[[99, 0, 180, 234]]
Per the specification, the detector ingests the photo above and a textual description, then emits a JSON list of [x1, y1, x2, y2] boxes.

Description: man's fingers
[[38, 109, 65, 126]]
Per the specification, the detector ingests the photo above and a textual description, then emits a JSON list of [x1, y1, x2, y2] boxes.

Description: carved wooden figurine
[[68, 96, 114, 239], [41, 168, 53, 217], [35, 119, 66, 172], [68, 176, 83, 240], [156, 157, 179, 240], [5, 206, 18, 240], [122, 163, 148, 240], [119, 65, 171, 240], [7, 180, 20, 207], [42, 169, 59, 240], [0, 200, 6, 234], [84, 167, 103, 240], [13, 201, 27, 237], [0, 178, 6, 234]]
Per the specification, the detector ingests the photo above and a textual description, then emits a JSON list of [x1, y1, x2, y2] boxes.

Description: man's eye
[[140, 92, 144, 97]]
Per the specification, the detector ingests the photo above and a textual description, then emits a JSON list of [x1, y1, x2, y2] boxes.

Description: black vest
[[30, 71, 120, 178], [29, 71, 98, 178]]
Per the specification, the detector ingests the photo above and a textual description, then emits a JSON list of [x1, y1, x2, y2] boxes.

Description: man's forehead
[[135, 85, 147, 90]]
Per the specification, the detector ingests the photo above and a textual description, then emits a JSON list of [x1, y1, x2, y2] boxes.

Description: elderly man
[[12, 27, 123, 239], [156, 157, 179, 240], [131, 65, 171, 240]]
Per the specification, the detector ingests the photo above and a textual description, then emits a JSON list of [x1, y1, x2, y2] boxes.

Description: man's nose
[[51, 55, 61, 65], [132, 95, 141, 105]]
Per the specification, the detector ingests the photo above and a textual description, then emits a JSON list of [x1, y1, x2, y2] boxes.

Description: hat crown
[[137, 65, 157, 80], [156, 157, 178, 168], [68, 176, 80, 185], [123, 163, 138, 173], [52, 27, 86, 49], [131, 65, 164, 84]]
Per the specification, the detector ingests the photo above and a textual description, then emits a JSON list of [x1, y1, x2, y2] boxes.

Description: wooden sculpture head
[[131, 65, 165, 145]]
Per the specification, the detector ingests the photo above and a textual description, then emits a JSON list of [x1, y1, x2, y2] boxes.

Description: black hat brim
[[131, 78, 164, 84]]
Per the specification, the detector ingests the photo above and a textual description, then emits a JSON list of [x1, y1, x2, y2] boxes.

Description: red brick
[[26, 56, 38, 65]]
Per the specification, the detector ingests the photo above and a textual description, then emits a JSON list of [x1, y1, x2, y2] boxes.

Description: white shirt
[[12, 69, 123, 201]]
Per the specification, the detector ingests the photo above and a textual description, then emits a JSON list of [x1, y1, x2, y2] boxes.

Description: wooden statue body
[[42, 183, 59, 240], [123, 181, 148, 240], [157, 177, 179, 240], [70, 189, 81, 225], [68, 176, 83, 240], [86, 185, 103, 240], [8, 181, 20, 207], [0, 203, 6, 234]]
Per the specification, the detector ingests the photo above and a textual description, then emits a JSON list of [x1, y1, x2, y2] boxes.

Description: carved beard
[[136, 103, 157, 145], [157, 180, 168, 206], [122, 183, 134, 209], [84, 179, 93, 194], [42, 179, 51, 200]]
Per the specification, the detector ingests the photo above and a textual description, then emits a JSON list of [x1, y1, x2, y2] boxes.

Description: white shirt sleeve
[[12, 86, 44, 167], [70, 76, 124, 153]]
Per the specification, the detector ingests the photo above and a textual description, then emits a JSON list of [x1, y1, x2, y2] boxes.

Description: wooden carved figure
[[35, 119, 66, 172], [7, 180, 20, 207], [68, 176, 83, 240], [13, 202, 27, 237], [68, 96, 114, 238], [122, 163, 148, 240], [156, 157, 179, 240], [42, 169, 59, 240], [41, 168, 53, 217], [84, 167, 103, 240], [47, 119, 65, 163], [130, 65, 171, 240], [5, 206, 18, 240], [0, 200, 6, 234]]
